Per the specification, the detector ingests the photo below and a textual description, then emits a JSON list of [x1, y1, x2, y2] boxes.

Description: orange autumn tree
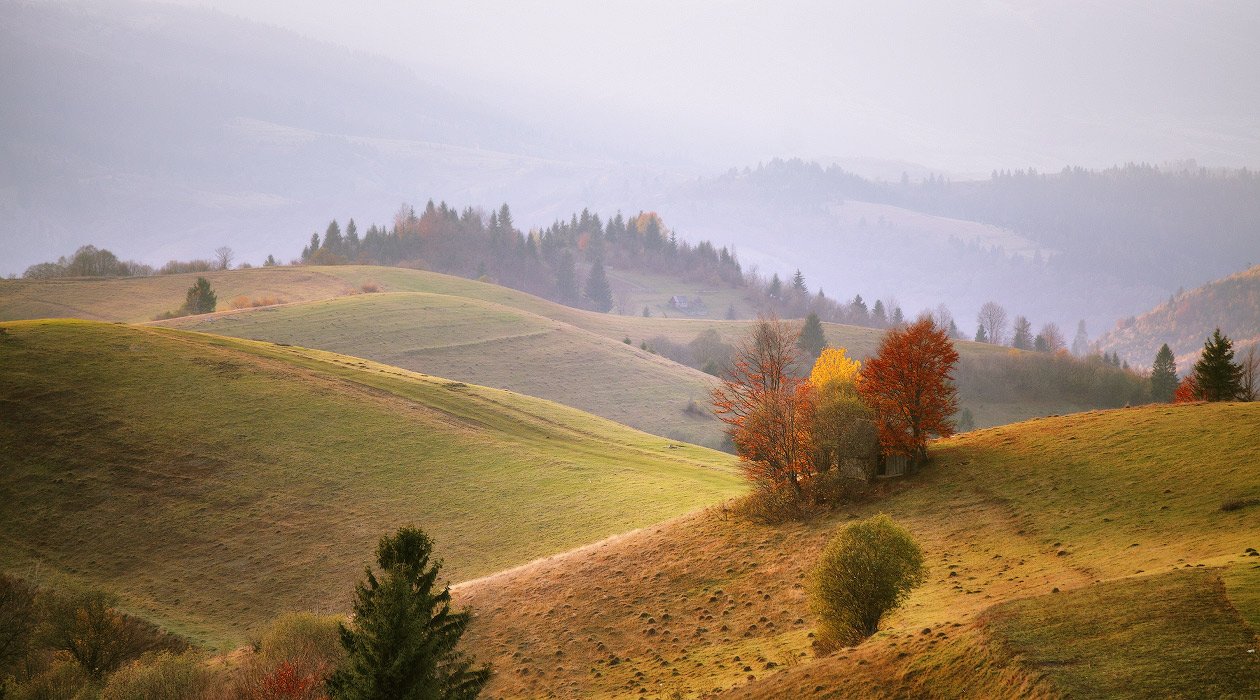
[[857, 317, 959, 469], [711, 316, 815, 504]]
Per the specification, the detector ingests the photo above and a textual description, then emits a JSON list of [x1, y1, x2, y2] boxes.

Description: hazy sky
[[155, 0, 1260, 173]]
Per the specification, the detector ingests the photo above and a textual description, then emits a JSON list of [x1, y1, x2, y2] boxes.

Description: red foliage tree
[[711, 316, 816, 501], [248, 661, 322, 700], [857, 317, 960, 468], [1173, 374, 1202, 403]]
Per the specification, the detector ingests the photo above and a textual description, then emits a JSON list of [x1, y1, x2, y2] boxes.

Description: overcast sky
[[107, 0, 1260, 172]]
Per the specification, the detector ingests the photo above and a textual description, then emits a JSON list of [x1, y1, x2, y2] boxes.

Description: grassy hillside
[[1098, 263, 1260, 368], [3, 265, 1147, 431], [158, 291, 728, 448], [0, 319, 743, 647], [0, 267, 356, 323], [452, 402, 1260, 698]]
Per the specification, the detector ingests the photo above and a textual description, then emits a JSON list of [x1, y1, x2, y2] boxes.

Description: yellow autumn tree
[[808, 347, 878, 479], [809, 347, 862, 390]]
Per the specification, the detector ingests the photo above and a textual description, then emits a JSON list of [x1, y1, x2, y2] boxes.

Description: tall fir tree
[[583, 258, 613, 312], [182, 277, 216, 315], [974, 325, 988, 343], [791, 269, 808, 294], [1011, 316, 1033, 350], [1192, 329, 1243, 402], [871, 300, 888, 327], [327, 528, 489, 700], [797, 312, 826, 358], [556, 251, 578, 303], [1071, 320, 1089, 356]]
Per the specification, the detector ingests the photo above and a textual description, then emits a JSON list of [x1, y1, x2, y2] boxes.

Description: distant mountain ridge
[[1097, 264, 1260, 369]]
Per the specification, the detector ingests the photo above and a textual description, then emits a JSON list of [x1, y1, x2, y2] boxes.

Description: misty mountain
[[0, 0, 626, 271], [1097, 264, 1260, 370], [644, 159, 1260, 340]]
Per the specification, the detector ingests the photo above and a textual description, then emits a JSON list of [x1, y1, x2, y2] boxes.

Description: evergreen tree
[[583, 259, 613, 312], [1033, 334, 1050, 352], [974, 325, 988, 343], [182, 277, 216, 315], [767, 274, 782, 299], [327, 528, 489, 700], [798, 312, 826, 358], [497, 203, 514, 232], [1071, 320, 1089, 356], [850, 295, 869, 324], [346, 219, 360, 251], [555, 251, 578, 303], [890, 306, 904, 326], [871, 300, 887, 327], [264, 254, 278, 267], [791, 269, 808, 294], [323, 220, 344, 254], [948, 319, 960, 339], [1011, 316, 1033, 350], [1192, 329, 1243, 401], [725, 304, 737, 320]]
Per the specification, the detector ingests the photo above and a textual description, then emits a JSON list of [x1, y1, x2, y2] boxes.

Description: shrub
[[810, 514, 926, 651], [359, 281, 380, 293], [40, 589, 186, 679], [234, 612, 343, 700], [99, 651, 216, 700], [7, 655, 97, 700], [229, 296, 285, 310]]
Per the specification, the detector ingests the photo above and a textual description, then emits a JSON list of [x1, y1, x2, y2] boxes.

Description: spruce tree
[[1011, 316, 1033, 350], [555, 251, 578, 303], [798, 312, 826, 358], [791, 269, 808, 294], [327, 528, 489, 700], [871, 300, 887, 327], [583, 259, 613, 312], [1192, 329, 1243, 402], [974, 325, 988, 343], [182, 277, 216, 315]]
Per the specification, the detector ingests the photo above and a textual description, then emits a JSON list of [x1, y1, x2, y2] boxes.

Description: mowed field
[[452, 402, 1260, 698], [0, 320, 744, 647], [160, 292, 728, 448], [3, 265, 1137, 437]]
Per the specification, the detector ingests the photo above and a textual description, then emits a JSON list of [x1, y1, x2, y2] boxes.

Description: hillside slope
[[452, 403, 1260, 698], [0, 320, 743, 646], [2, 265, 1146, 431], [159, 291, 728, 448], [1098, 264, 1260, 369]]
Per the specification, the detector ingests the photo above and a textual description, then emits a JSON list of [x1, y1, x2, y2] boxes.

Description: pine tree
[[791, 269, 808, 294], [182, 277, 216, 315], [1071, 320, 1089, 356], [974, 325, 988, 343], [555, 251, 578, 303], [1011, 316, 1033, 350], [890, 307, 904, 326], [323, 220, 343, 254], [871, 300, 887, 327], [1192, 329, 1243, 402], [583, 259, 613, 312], [767, 274, 782, 299], [798, 312, 826, 358], [327, 528, 489, 700]]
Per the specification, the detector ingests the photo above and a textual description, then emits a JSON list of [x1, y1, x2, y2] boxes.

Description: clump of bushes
[[359, 281, 381, 293], [229, 295, 285, 310], [0, 576, 189, 697], [99, 651, 219, 700], [809, 514, 926, 652]]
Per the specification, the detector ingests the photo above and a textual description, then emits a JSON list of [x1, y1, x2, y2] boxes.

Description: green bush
[[99, 652, 215, 700], [7, 656, 97, 700], [810, 513, 926, 651], [257, 612, 344, 669]]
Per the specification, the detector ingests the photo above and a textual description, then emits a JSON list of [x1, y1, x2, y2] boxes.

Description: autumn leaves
[[712, 316, 959, 513]]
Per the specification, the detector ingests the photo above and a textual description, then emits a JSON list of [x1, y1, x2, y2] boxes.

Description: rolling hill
[[0, 319, 743, 646], [1098, 263, 1260, 369], [0, 265, 1148, 436], [452, 402, 1260, 698]]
